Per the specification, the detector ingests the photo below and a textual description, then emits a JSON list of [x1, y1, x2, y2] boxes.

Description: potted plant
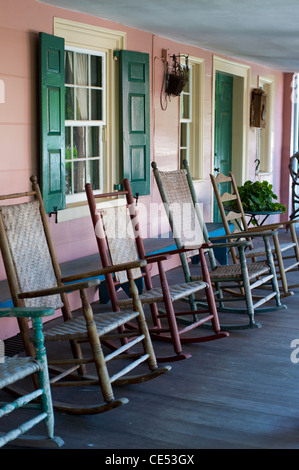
[[232, 180, 286, 220]]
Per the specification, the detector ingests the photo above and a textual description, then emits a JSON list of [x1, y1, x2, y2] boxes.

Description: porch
[[1, 227, 299, 450]]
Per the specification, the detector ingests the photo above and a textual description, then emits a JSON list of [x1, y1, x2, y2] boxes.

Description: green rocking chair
[[0, 307, 63, 448]]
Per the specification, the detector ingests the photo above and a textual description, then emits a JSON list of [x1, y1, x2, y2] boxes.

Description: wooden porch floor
[[1, 229, 299, 451]]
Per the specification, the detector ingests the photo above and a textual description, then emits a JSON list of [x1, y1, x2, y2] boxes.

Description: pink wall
[[0, 0, 292, 337]]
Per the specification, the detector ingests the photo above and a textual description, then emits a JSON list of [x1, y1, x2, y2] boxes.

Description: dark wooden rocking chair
[[0, 176, 170, 416], [152, 160, 285, 330], [0, 307, 63, 448], [85, 181, 229, 364]]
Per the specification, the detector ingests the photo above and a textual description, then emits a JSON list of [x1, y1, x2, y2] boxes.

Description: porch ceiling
[[38, 0, 299, 73]]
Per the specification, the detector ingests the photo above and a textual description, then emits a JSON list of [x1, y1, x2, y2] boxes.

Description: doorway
[[212, 56, 250, 222], [213, 72, 233, 222]]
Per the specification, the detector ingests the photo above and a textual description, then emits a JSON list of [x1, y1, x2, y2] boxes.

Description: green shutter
[[39, 32, 65, 213], [116, 50, 150, 197]]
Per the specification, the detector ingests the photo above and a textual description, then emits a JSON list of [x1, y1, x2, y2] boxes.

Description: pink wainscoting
[[0, 0, 290, 338]]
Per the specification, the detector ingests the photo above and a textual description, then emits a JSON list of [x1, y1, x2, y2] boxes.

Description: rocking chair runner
[[210, 171, 299, 297], [85, 181, 229, 363], [0, 176, 170, 416], [0, 307, 63, 448], [152, 160, 285, 330]]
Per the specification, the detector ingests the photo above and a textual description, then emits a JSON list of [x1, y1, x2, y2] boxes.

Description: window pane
[[180, 123, 188, 147], [65, 161, 72, 195], [181, 94, 190, 120], [86, 127, 100, 158], [65, 87, 74, 120], [91, 56, 102, 87], [65, 51, 74, 85], [73, 127, 86, 159], [180, 148, 187, 162], [65, 127, 71, 160], [76, 88, 89, 120], [73, 160, 86, 193], [183, 76, 190, 93], [75, 53, 88, 86], [64, 48, 105, 199], [86, 159, 100, 190], [91, 89, 102, 121]]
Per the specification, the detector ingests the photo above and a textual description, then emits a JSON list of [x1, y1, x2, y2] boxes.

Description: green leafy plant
[[234, 180, 286, 215]]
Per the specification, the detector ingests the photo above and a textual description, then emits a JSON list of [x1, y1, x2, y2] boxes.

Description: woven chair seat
[[44, 310, 140, 342], [118, 280, 208, 307], [191, 261, 270, 281], [0, 356, 41, 389], [1, 201, 63, 310]]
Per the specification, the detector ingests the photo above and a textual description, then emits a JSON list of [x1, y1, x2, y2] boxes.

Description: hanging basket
[[166, 72, 188, 97], [165, 54, 189, 97]]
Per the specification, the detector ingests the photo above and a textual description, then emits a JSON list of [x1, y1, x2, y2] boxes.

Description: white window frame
[[53, 17, 127, 222], [179, 63, 192, 164], [257, 76, 274, 175], [179, 56, 204, 180], [65, 46, 106, 204]]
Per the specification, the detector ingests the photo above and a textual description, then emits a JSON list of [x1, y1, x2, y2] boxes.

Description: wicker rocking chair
[[85, 181, 229, 363], [210, 171, 299, 297], [0, 176, 170, 416], [0, 307, 63, 448], [151, 160, 285, 330]]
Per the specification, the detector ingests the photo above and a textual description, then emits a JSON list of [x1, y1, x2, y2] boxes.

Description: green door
[[213, 72, 233, 222]]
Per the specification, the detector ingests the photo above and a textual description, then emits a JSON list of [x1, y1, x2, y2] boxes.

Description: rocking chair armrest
[[61, 259, 148, 284], [242, 224, 283, 232], [210, 233, 247, 242], [249, 219, 299, 229], [208, 239, 252, 249], [144, 253, 171, 264], [237, 229, 278, 238], [181, 243, 211, 251], [18, 278, 103, 300], [146, 246, 206, 259], [148, 247, 188, 257], [0, 307, 55, 319], [144, 245, 207, 262], [210, 229, 277, 242], [284, 218, 299, 226]]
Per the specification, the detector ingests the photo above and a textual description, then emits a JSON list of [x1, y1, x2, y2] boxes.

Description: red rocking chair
[[85, 180, 229, 363]]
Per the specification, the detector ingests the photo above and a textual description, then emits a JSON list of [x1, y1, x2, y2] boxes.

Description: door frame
[[212, 56, 250, 187], [213, 71, 233, 222]]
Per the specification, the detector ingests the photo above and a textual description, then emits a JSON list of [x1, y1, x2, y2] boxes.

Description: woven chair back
[[101, 205, 142, 283], [158, 169, 205, 254], [1, 200, 63, 309]]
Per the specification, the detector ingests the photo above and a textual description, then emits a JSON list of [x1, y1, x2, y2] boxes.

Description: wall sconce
[[0, 79, 5, 103], [160, 51, 189, 110]]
